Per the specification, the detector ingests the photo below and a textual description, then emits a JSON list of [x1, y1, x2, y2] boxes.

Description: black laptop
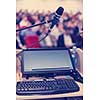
[[16, 48, 83, 95]]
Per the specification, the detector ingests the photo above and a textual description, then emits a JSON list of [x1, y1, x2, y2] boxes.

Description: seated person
[[57, 27, 75, 48]]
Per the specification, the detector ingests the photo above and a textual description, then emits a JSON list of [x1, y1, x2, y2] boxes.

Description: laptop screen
[[21, 48, 74, 77]]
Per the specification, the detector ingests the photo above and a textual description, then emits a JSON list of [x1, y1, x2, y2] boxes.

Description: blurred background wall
[[16, 0, 83, 13]]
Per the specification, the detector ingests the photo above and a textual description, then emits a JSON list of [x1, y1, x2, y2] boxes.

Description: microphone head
[[56, 7, 64, 16]]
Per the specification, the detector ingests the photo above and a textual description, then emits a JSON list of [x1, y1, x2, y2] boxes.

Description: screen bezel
[[21, 48, 75, 78]]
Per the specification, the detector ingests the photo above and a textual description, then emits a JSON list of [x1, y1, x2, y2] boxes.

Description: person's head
[[39, 25, 46, 33], [32, 14, 39, 22], [45, 14, 50, 21], [22, 14, 28, 21], [64, 26, 72, 35]]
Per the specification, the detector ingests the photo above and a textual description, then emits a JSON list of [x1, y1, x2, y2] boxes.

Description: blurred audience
[[16, 10, 83, 50]]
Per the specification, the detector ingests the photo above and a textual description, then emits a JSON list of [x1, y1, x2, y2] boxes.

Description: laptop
[[16, 48, 82, 95], [20, 48, 76, 78]]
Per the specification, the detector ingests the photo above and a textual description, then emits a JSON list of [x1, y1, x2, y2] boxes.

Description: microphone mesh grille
[[56, 7, 64, 16]]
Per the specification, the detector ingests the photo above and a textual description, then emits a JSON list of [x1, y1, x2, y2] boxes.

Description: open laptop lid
[[20, 48, 76, 78]]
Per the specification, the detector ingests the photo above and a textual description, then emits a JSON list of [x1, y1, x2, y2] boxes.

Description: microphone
[[50, 7, 64, 29], [16, 7, 64, 32]]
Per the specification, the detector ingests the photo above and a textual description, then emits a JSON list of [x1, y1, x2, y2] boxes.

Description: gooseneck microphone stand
[[16, 20, 52, 49], [16, 20, 51, 32]]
